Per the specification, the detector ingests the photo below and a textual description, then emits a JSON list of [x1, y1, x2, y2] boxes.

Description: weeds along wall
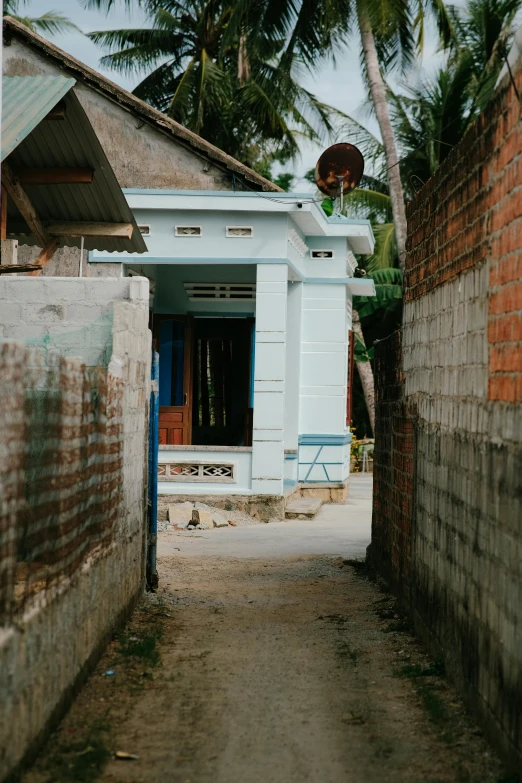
[[369, 58, 522, 769], [0, 277, 151, 782]]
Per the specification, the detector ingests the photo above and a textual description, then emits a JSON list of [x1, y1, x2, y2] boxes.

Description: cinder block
[[84, 279, 130, 302], [251, 477, 283, 495], [252, 391, 284, 430], [129, 277, 149, 302], [252, 429, 285, 441], [0, 302, 22, 324], [0, 279, 49, 303], [254, 342, 285, 381], [256, 281, 288, 294], [252, 440, 284, 479], [256, 264, 287, 283], [256, 292, 287, 332], [301, 308, 346, 343], [301, 351, 346, 386]]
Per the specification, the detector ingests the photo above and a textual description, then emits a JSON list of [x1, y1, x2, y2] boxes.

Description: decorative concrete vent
[[226, 226, 253, 237], [175, 226, 202, 236], [158, 462, 235, 482], [346, 253, 358, 276], [138, 225, 151, 236], [288, 229, 309, 257], [184, 282, 256, 301], [311, 249, 334, 259]]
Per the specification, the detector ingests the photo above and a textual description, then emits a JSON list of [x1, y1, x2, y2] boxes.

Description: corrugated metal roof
[[4, 17, 282, 193], [1, 75, 75, 162], [3, 78, 147, 254]]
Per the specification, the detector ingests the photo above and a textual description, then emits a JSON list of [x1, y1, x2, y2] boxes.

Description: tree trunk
[[352, 309, 375, 436], [238, 32, 250, 84], [358, 11, 408, 272]]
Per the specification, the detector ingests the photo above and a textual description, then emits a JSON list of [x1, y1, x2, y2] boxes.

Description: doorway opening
[[192, 318, 253, 447], [156, 315, 253, 447]]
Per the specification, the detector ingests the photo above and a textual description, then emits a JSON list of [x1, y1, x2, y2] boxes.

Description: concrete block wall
[[0, 277, 146, 367], [370, 54, 522, 770], [0, 278, 150, 782]]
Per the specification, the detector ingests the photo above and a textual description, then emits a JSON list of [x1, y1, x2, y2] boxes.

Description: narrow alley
[[22, 479, 506, 783]]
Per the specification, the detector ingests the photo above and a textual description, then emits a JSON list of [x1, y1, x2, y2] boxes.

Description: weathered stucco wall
[[13, 244, 122, 279], [0, 278, 151, 781], [0, 276, 147, 365], [370, 54, 522, 770], [2, 38, 236, 192]]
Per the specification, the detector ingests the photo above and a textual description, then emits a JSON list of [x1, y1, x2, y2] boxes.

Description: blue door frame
[[147, 350, 160, 590]]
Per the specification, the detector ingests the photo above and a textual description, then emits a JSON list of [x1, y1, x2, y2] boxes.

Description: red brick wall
[[405, 65, 522, 402], [488, 85, 522, 402], [372, 60, 522, 770]]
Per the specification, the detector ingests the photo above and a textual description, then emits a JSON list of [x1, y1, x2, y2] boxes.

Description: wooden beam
[[0, 264, 42, 275], [47, 222, 133, 240], [19, 168, 94, 185], [2, 162, 50, 246], [27, 239, 59, 276], [0, 186, 7, 241], [44, 101, 66, 121]]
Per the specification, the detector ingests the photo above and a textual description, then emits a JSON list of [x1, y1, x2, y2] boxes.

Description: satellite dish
[[314, 143, 365, 201]]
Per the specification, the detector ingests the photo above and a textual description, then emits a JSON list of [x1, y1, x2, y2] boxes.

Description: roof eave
[[2, 17, 282, 194]]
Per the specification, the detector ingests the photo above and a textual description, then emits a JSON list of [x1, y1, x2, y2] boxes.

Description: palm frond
[[168, 58, 197, 122], [81, 0, 144, 9], [10, 11, 81, 34], [344, 188, 392, 221], [353, 266, 403, 318]]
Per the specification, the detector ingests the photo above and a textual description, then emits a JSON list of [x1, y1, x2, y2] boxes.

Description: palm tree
[[345, 0, 522, 196], [393, 0, 522, 190], [448, 0, 522, 110], [233, 0, 455, 271], [339, 0, 521, 431], [84, 0, 339, 172], [3, 0, 80, 34]]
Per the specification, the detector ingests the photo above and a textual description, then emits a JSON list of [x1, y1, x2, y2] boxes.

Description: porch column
[[298, 282, 350, 483], [251, 263, 288, 495], [284, 281, 302, 484]]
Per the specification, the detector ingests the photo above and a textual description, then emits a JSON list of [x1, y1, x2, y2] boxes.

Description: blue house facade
[[91, 190, 375, 501]]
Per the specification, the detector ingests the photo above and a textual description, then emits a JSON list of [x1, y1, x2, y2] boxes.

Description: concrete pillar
[[251, 263, 288, 495], [298, 282, 350, 483], [284, 281, 302, 484]]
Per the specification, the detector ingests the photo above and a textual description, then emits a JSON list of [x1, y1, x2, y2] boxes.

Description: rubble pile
[[158, 501, 277, 532]]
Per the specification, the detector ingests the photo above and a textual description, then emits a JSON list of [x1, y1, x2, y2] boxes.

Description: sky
[[25, 0, 445, 186]]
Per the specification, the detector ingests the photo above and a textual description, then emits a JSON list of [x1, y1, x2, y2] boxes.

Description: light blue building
[[91, 190, 375, 502]]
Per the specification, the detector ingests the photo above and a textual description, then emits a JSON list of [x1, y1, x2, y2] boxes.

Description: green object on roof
[[1, 75, 76, 161]]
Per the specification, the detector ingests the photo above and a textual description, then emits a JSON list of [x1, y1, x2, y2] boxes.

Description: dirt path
[[24, 552, 505, 783], [98, 554, 502, 783], [22, 483, 506, 783]]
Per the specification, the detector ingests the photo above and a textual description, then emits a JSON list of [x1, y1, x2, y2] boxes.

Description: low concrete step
[[285, 497, 323, 519]]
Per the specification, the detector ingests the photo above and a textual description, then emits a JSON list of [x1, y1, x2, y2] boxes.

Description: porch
[[92, 189, 376, 502]]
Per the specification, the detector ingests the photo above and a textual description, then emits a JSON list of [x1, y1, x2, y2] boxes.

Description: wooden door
[[155, 315, 193, 445]]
